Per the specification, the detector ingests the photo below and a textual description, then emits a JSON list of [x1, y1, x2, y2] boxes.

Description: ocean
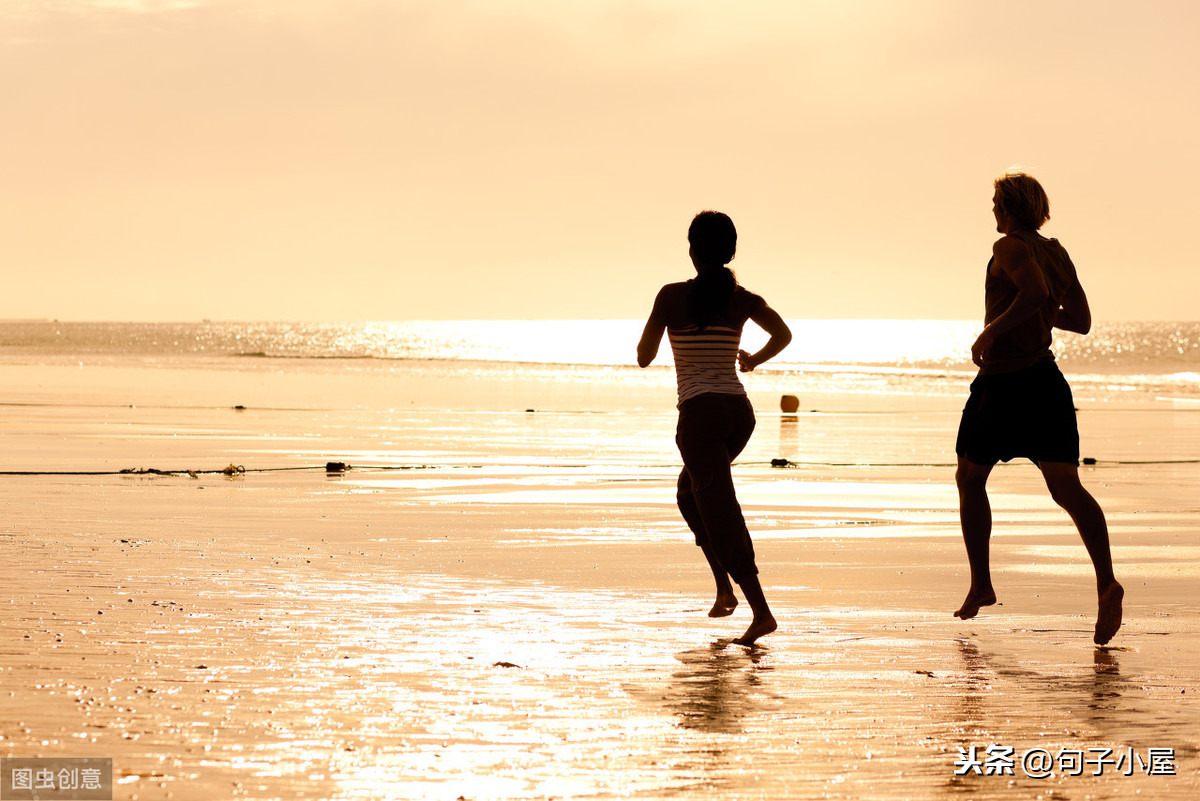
[[2, 319, 1198, 406]]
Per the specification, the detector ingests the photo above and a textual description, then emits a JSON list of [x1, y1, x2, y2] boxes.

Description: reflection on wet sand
[[951, 637, 1130, 732], [777, 415, 800, 464], [936, 633, 1200, 798], [943, 638, 1136, 796], [666, 640, 773, 734], [941, 638, 993, 799], [950, 639, 1130, 728], [1091, 647, 1124, 720]]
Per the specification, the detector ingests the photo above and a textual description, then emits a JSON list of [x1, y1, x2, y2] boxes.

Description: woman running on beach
[[637, 211, 792, 646]]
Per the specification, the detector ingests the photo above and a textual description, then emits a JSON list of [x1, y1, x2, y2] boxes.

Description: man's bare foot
[[708, 594, 738, 618], [1094, 581, 1124, 645], [732, 614, 777, 646], [954, 588, 997, 620]]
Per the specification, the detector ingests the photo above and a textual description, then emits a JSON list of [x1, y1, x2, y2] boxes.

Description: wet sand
[[3, 360, 1199, 799]]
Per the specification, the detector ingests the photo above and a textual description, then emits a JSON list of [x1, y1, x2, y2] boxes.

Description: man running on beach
[[954, 171, 1123, 645]]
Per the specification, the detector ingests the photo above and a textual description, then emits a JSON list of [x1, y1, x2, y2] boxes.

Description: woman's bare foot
[[733, 614, 777, 646], [708, 593, 738, 618], [954, 588, 997, 620], [1094, 581, 1124, 645]]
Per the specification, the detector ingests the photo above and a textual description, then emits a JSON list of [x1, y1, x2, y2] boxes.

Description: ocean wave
[[234, 351, 385, 361], [3, 319, 1199, 384]]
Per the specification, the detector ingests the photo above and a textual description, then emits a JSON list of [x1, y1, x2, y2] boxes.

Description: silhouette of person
[[638, 211, 792, 646], [954, 171, 1123, 645]]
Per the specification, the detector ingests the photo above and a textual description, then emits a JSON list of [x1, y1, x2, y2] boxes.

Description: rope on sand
[[760, 457, 1200, 468], [3, 456, 1196, 477], [0, 462, 486, 477]]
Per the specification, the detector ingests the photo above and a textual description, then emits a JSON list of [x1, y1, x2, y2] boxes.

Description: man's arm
[[1053, 279, 1091, 335], [971, 236, 1049, 367]]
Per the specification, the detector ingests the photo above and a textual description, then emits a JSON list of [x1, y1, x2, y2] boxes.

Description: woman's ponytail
[[687, 211, 739, 329], [689, 265, 737, 329]]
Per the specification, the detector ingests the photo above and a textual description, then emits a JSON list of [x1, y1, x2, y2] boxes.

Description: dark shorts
[[955, 361, 1079, 466]]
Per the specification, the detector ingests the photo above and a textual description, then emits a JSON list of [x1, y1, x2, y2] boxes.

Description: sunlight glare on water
[[395, 319, 980, 368]]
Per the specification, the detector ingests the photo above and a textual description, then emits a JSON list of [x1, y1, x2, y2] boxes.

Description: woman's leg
[[678, 462, 737, 616], [678, 396, 775, 643], [718, 398, 774, 645], [732, 573, 777, 646], [678, 401, 758, 586]]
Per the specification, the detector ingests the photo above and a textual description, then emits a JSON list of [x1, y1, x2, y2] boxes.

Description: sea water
[[2, 319, 1199, 474], [2, 319, 1199, 400]]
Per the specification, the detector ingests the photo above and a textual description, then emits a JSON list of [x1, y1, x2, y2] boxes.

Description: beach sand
[[3, 359, 1199, 799]]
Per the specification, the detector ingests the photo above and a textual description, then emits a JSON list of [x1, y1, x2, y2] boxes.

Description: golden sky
[[3, 1, 1197, 321]]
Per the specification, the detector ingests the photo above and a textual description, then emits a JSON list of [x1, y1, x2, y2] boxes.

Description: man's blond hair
[[994, 170, 1051, 231]]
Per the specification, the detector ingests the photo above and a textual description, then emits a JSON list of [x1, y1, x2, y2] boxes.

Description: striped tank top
[[667, 324, 746, 407]]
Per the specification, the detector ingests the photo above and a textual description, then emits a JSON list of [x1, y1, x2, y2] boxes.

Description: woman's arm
[[738, 302, 792, 372], [637, 289, 668, 368]]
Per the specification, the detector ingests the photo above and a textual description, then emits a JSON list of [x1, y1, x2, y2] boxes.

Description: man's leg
[[955, 456, 997, 619], [1039, 462, 1123, 644]]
